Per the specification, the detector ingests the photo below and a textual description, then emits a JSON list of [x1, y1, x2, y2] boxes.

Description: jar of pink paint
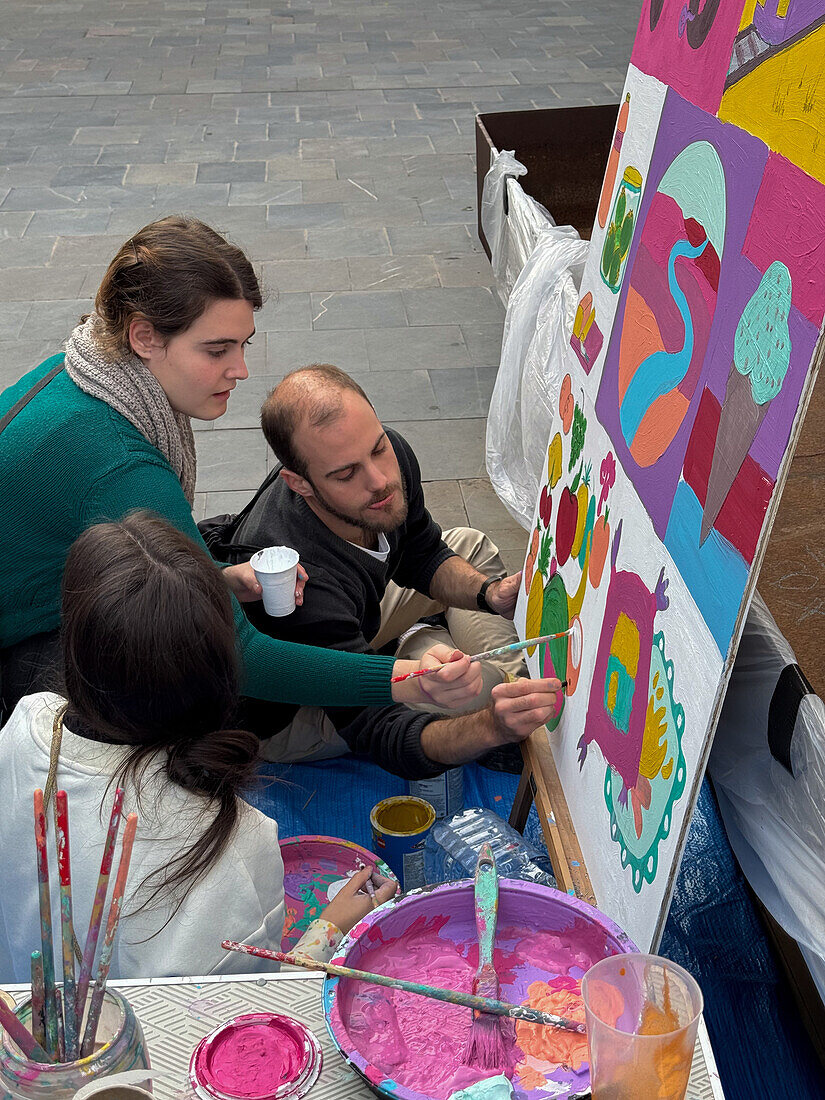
[[0, 989, 150, 1099], [188, 1012, 322, 1100]]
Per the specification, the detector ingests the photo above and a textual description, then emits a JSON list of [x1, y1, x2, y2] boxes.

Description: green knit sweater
[[0, 355, 394, 707]]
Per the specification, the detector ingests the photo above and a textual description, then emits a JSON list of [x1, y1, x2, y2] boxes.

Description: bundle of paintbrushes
[[0, 788, 138, 1065]]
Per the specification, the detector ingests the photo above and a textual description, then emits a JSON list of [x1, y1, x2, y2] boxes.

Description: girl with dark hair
[[0, 215, 480, 724], [0, 513, 396, 981]]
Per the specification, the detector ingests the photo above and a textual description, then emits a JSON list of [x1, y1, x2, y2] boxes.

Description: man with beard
[[221, 364, 560, 777]]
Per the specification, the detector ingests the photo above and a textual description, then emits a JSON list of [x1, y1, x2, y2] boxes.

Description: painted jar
[[600, 166, 642, 293], [0, 990, 150, 1100]]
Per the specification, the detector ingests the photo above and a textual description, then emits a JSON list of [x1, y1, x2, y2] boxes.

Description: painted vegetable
[[569, 404, 587, 471], [559, 375, 575, 434], [539, 572, 570, 732], [524, 530, 552, 654], [524, 525, 540, 593], [547, 433, 564, 488], [555, 486, 578, 567], [590, 507, 610, 587], [539, 484, 553, 527]]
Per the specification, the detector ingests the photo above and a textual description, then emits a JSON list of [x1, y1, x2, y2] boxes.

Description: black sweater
[[229, 429, 455, 779]]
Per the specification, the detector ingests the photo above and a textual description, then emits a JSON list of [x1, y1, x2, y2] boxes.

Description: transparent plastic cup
[[582, 953, 703, 1100], [250, 546, 300, 617]]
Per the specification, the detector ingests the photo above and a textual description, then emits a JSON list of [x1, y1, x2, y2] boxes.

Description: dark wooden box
[[474, 104, 619, 256]]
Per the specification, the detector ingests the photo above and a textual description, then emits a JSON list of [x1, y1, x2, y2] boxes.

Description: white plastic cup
[[250, 546, 300, 617]]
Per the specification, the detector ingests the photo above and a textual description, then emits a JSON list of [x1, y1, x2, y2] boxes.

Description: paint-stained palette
[[280, 836, 395, 951], [323, 879, 636, 1100]]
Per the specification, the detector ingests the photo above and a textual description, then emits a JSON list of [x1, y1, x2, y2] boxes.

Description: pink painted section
[[631, 0, 746, 114], [742, 152, 825, 327], [328, 881, 637, 1100], [193, 1015, 315, 1099]]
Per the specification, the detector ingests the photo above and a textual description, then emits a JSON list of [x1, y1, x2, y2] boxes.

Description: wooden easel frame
[[509, 726, 596, 905]]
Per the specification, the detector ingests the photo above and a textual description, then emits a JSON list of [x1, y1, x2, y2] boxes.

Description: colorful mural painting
[[515, 0, 825, 951]]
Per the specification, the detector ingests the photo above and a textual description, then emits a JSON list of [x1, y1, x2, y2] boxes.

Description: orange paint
[[629, 389, 689, 468], [618, 287, 664, 403], [515, 980, 588, 1085]]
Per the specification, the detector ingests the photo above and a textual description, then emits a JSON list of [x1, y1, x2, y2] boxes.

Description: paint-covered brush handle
[[221, 940, 585, 1033], [474, 843, 498, 971]]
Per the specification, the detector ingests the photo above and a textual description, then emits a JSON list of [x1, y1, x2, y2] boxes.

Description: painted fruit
[[525, 570, 544, 656], [539, 485, 553, 527], [540, 572, 569, 732], [547, 433, 563, 488], [589, 514, 610, 587], [560, 374, 575, 434], [524, 526, 540, 592], [570, 482, 590, 560], [555, 486, 579, 567]]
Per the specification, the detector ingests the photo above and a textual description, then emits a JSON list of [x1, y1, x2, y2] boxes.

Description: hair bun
[[166, 727, 259, 796]]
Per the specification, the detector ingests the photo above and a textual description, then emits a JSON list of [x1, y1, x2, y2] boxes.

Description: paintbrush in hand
[[464, 843, 508, 1070], [221, 941, 584, 1032]]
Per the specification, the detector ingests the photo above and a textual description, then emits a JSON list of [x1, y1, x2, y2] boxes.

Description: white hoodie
[[0, 693, 340, 983]]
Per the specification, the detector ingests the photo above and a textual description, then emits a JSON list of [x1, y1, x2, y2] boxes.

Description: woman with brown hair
[[0, 216, 480, 723], [0, 512, 396, 981]]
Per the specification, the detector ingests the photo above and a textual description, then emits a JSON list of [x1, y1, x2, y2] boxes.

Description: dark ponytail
[[61, 512, 260, 914]]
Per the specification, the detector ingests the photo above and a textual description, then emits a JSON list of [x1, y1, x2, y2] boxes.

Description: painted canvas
[[514, 0, 825, 951]]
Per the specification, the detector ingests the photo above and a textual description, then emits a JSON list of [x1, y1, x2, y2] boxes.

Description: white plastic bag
[[486, 224, 589, 529], [480, 149, 528, 293], [710, 592, 825, 1000]]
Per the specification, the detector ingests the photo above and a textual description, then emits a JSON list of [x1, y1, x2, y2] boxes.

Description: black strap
[[199, 461, 283, 560], [0, 363, 64, 435], [768, 662, 814, 777]]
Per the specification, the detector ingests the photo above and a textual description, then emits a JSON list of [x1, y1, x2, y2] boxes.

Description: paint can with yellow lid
[[370, 796, 435, 891]]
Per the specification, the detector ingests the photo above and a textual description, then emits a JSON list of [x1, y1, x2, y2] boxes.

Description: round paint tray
[[189, 1012, 322, 1100], [279, 835, 396, 951], [322, 879, 637, 1100]]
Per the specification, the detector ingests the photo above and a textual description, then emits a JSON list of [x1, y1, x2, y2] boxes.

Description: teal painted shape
[[657, 140, 727, 256], [734, 261, 792, 404], [604, 654, 634, 733]]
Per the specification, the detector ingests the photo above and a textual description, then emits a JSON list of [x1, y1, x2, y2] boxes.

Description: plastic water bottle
[[424, 807, 556, 887], [409, 767, 464, 820]]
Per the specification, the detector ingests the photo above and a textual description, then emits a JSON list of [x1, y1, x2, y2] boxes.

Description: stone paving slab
[[1, 0, 636, 561]]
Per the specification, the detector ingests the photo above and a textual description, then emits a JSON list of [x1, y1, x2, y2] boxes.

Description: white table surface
[[52, 969, 724, 1100]]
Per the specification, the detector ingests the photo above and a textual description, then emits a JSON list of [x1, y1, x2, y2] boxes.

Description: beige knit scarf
[[64, 313, 197, 505]]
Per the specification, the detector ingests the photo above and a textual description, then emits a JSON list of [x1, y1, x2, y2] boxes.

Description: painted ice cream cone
[[700, 262, 792, 545]]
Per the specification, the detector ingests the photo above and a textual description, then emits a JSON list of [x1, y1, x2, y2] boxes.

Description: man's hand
[[489, 676, 562, 741], [391, 645, 482, 709], [483, 572, 522, 620], [418, 675, 561, 765], [223, 562, 309, 605]]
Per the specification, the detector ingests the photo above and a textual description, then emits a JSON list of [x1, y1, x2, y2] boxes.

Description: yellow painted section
[[739, 0, 760, 31], [639, 671, 669, 780], [612, 612, 640, 678], [719, 23, 825, 184], [607, 670, 619, 712], [776, 0, 791, 17]]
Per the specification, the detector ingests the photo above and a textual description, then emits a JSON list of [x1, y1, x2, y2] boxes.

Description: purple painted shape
[[752, 0, 825, 47], [324, 880, 637, 1100], [596, 91, 768, 538]]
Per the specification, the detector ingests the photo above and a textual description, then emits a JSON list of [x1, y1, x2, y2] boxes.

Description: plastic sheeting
[[709, 592, 825, 1003], [485, 222, 588, 529], [480, 148, 557, 306]]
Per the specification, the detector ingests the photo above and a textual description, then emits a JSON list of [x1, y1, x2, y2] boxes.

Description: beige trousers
[[258, 527, 526, 763]]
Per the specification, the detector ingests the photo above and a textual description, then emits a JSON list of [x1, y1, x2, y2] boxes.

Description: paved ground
[[0, 0, 635, 573]]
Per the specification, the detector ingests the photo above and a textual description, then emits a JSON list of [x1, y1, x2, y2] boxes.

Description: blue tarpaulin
[[246, 759, 825, 1098]]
